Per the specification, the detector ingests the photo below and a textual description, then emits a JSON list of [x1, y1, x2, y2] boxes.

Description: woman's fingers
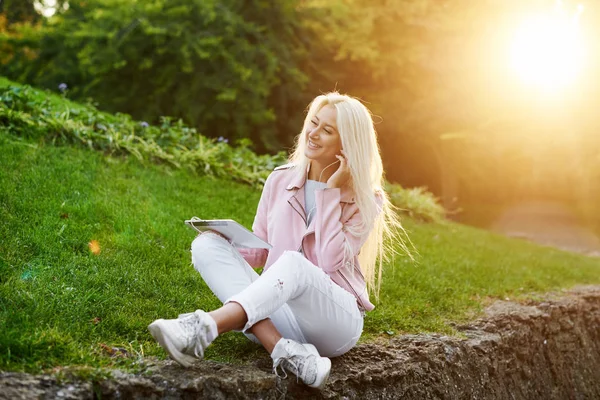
[[340, 150, 349, 164], [336, 154, 348, 169]]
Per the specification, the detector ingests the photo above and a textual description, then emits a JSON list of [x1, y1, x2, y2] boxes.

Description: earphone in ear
[[318, 159, 341, 182]]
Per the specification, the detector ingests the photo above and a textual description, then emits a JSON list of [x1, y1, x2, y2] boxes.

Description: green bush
[[386, 182, 446, 223], [0, 83, 286, 187], [1, 0, 310, 151]]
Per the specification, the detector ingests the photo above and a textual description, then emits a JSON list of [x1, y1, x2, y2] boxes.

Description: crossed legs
[[191, 232, 363, 356], [209, 303, 282, 353], [149, 232, 363, 388]]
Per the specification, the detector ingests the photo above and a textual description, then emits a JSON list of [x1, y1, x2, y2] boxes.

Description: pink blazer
[[238, 163, 376, 312]]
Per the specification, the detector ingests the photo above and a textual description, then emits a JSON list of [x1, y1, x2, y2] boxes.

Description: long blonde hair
[[289, 92, 411, 296]]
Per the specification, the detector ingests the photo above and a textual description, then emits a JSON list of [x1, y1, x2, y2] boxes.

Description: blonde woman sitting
[[149, 92, 402, 389]]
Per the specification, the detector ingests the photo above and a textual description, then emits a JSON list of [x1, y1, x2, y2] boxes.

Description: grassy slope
[[1, 134, 599, 373], [0, 134, 261, 371], [1, 79, 599, 373]]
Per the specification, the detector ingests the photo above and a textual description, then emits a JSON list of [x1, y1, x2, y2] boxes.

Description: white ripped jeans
[[190, 232, 364, 357]]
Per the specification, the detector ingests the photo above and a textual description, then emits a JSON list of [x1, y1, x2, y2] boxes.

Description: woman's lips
[[308, 140, 321, 149]]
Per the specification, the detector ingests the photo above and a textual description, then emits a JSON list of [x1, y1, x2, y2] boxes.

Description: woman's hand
[[327, 150, 352, 189]]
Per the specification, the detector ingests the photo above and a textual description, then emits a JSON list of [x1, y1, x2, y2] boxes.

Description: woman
[[148, 92, 402, 389]]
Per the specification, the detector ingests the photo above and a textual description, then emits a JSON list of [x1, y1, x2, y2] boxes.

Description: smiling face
[[304, 105, 343, 166]]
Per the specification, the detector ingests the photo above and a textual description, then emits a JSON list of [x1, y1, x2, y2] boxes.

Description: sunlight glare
[[510, 3, 585, 90], [33, 0, 58, 18], [89, 240, 101, 255]]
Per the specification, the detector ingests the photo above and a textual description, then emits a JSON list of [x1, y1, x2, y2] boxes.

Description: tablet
[[185, 217, 272, 249]]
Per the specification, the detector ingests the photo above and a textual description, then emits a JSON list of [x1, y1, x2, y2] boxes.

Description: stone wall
[[1, 286, 598, 399]]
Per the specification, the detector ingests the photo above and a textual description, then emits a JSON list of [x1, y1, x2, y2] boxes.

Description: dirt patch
[[1, 286, 599, 399]]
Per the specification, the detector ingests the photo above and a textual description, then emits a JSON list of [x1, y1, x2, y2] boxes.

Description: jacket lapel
[[286, 169, 308, 226], [284, 163, 357, 229], [287, 190, 307, 226]]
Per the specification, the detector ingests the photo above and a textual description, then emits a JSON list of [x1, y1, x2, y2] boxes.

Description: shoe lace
[[179, 310, 210, 358], [273, 355, 303, 382]]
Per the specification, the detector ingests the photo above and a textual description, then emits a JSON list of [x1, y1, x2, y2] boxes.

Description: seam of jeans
[[294, 279, 363, 320], [312, 259, 365, 317], [231, 245, 250, 266], [331, 330, 363, 357], [288, 254, 363, 319], [284, 251, 364, 319], [267, 252, 361, 319]]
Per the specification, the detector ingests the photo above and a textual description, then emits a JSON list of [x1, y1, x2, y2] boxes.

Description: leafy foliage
[[0, 83, 287, 187], [1, 0, 311, 151], [4, 0, 600, 216], [0, 79, 445, 219], [302, 0, 600, 213], [1, 0, 42, 25], [386, 182, 445, 223]]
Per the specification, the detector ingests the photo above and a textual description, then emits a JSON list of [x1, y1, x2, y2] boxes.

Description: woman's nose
[[308, 126, 321, 138]]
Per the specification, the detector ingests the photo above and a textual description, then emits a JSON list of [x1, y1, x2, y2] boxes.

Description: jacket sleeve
[[313, 188, 380, 273], [237, 174, 271, 268]]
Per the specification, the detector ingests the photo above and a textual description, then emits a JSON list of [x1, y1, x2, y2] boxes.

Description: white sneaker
[[148, 310, 217, 367], [271, 339, 331, 389]]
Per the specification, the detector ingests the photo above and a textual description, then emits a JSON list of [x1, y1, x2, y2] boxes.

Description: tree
[[1, 0, 40, 25], [0, 0, 68, 25], [1, 0, 311, 151]]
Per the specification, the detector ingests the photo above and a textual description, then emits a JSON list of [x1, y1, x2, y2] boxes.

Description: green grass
[[0, 133, 261, 372], [0, 78, 288, 189], [1, 132, 599, 373]]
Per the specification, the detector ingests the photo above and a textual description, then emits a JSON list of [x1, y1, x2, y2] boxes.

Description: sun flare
[[510, 4, 585, 90]]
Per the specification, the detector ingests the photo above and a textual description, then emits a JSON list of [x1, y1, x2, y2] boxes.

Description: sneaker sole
[[311, 357, 332, 389], [148, 319, 198, 368], [303, 344, 331, 389]]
